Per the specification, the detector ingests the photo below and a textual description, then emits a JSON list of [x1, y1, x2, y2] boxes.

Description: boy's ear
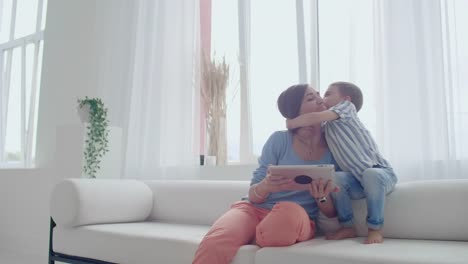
[[344, 95, 352, 102]]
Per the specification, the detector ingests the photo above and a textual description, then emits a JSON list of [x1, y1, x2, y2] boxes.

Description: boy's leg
[[361, 167, 397, 243], [255, 201, 315, 247], [192, 201, 267, 264], [328, 171, 366, 240]]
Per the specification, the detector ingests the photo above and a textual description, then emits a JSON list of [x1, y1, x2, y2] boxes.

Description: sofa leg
[[49, 218, 56, 264]]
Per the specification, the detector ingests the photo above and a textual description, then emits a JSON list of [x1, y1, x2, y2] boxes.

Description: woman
[[193, 84, 339, 264]]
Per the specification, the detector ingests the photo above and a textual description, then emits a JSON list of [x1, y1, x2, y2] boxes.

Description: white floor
[[0, 249, 49, 264]]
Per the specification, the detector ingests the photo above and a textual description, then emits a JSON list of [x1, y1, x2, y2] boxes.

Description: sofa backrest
[[146, 179, 468, 241], [352, 179, 468, 241], [145, 180, 250, 225]]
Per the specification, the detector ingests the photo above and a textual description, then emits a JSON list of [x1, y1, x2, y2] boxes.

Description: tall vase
[[77, 104, 90, 123], [217, 115, 227, 165], [207, 114, 218, 163]]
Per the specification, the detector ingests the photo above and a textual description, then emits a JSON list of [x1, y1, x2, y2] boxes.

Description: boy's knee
[[362, 169, 386, 186], [334, 171, 354, 188]]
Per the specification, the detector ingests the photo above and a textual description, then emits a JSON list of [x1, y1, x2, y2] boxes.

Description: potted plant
[[77, 97, 110, 178]]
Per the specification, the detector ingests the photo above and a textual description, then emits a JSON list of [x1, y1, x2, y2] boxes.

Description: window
[[211, 0, 241, 162], [447, 0, 468, 159], [249, 0, 300, 157], [0, 0, 47, 167], [211, 0, 468, 167], [316, 0, 377, 137], [212, 0, 302, 163]]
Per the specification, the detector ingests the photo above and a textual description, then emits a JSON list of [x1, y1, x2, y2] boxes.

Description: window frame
[[0, 0, 45, 167], [234, 0, 319, 164]]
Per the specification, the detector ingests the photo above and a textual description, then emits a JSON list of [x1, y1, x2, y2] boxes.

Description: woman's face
[[299, 87, 326, 115]]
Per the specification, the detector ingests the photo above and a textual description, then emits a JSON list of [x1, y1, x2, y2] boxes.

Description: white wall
[[0, 169, 53, 262], [1, 0, 135, 260], [36, 0, 135, 168], [0, 0, 258, 260], [36, 0, 99, 168]]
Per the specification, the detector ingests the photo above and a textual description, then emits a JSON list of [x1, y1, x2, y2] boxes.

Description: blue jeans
[[331, 168, 397, 230]]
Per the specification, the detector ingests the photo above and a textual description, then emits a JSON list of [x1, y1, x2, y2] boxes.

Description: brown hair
[[330, 81, 363, 112], [277, 84, 308, 119]]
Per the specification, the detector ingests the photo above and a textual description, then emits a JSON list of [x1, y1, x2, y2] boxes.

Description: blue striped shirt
[[324, 100, 391, 180]]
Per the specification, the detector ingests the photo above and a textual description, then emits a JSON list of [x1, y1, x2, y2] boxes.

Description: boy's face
[[323, 85, 347, 108]]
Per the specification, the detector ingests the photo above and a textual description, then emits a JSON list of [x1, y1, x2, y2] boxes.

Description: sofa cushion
[[255, 238, 468, 264], [50, 179, 153, 227], [145, 180, 250, 225], [53, 222, 258, 264]]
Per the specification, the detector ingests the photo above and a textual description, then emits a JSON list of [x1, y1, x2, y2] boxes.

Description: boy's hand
[[286, 119, 296, 130]]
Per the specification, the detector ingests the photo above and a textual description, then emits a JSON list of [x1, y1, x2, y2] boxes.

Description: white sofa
[[49, 178, 468, 264]]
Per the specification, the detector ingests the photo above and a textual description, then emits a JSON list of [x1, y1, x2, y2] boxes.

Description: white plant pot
[[77, 104, 90, 123], [204, 155, 217, 166]]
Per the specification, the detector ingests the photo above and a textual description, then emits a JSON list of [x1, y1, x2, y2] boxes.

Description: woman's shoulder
[[261, 130, 292, 156], [267, 130, 292, 144]]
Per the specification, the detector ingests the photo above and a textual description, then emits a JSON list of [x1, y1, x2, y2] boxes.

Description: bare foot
[[326, 227, 357, 240], [365, 229, 383, 244]]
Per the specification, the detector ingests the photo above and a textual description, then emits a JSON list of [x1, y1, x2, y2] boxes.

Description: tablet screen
[[268, 164, 335, 185]]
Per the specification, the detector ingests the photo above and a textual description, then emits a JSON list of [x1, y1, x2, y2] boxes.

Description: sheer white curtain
[[372, 0, 468, 180], [319, 0, 467, 181], [122, 0, 201, 179]]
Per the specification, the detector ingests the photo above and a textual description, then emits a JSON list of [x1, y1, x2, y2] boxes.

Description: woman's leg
[[192, 201, 267, 264], [255, 201, 315, 247]]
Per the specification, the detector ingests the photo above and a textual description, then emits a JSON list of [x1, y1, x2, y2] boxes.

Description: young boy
[[287, 82, 397, 244]]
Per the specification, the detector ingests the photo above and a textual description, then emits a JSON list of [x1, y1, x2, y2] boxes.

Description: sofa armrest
[[50, 179, 153, 228]]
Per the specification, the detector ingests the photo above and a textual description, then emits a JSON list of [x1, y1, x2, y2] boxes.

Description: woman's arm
[[248, 182, 269, 204], [309, 179, 339, 218]]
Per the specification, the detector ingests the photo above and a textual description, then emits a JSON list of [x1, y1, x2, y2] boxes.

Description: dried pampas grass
[[201, 54, 229, 165]]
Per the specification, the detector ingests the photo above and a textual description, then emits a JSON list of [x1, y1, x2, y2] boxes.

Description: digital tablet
[[268, 164, 335, 186]]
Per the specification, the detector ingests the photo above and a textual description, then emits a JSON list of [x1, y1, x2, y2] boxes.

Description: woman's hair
[[277, 84, 308, 119], [330, 81, 363, 112]]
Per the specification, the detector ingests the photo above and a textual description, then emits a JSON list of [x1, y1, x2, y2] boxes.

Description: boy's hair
[[330, 81, 363, 112]]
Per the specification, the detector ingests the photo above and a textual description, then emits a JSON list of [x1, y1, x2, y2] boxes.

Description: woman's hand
[[309, 179, 339, 217], [258, 169, 296, 194], [309, 179, 340, 199]]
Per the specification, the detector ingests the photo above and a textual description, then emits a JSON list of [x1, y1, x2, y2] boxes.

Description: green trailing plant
[[77, 97, 110, 178]]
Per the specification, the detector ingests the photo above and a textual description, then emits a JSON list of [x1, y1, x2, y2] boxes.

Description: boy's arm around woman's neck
[[286, 111, 339, 130]]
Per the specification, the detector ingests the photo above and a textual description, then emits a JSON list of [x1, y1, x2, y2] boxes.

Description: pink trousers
[[192, 201, 316, 264]]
